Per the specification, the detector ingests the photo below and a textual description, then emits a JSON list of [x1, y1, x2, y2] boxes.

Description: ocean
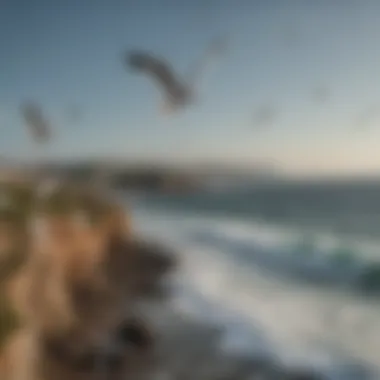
[[125, 183, 380, 379]]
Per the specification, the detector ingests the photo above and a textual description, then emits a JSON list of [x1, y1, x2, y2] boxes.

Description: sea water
[[125, 187, 380, 379]]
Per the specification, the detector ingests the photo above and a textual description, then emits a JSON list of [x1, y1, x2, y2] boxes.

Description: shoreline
[[139, 301, 379, 380], [0, 181, 378, 379]]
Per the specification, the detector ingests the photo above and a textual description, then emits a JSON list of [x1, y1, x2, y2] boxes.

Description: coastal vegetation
[[0, 180, 125, 347]]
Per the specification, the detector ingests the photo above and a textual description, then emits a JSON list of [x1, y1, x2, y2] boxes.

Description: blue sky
[[2, 1, 380, 176]]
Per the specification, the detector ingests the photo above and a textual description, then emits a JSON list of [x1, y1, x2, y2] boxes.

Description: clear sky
[[2, 0, 380, 176]]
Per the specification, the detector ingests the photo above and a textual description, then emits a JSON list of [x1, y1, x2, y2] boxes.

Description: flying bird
[[311, 86, 330, 104], [253, 104, 278, 128], [128, 51, 191, 113], [354, 105, 380, 131], [20, 102, 51, 143], [65, 104, 83, 124], [125, 37, 227, 114]]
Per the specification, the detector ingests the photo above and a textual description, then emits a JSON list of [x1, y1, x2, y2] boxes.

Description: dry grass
[[0, 181, 129, 349]]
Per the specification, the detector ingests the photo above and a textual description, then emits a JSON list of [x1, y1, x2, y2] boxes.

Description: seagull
[[354, 105, 380, 131], [20, 101, 51, 143], [125, 37, 227, 114], [253, 104, 278, 128], [128, 51, 191, 113], [311, 86, 330, 105], [65, 104, 83, 124]]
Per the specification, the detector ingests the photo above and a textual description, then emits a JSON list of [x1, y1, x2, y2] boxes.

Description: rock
[[357, 264, 380, 293], [131, 239, 177, 300], [280, 368, 325, 380]]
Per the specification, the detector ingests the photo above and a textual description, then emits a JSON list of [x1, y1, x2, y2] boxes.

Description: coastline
[[0, 181, 379, 379], [140, 301, 379, 380]]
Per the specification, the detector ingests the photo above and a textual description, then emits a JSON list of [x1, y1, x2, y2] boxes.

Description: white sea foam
[[131, 206, 380, 378]]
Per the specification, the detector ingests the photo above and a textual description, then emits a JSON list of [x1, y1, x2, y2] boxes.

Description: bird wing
[[127, 51, 183, 97], [20, 102, 51, 143], [253, 104, 277, 128], [66, 104, 83, 123], [185, 36, 227, 90]]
